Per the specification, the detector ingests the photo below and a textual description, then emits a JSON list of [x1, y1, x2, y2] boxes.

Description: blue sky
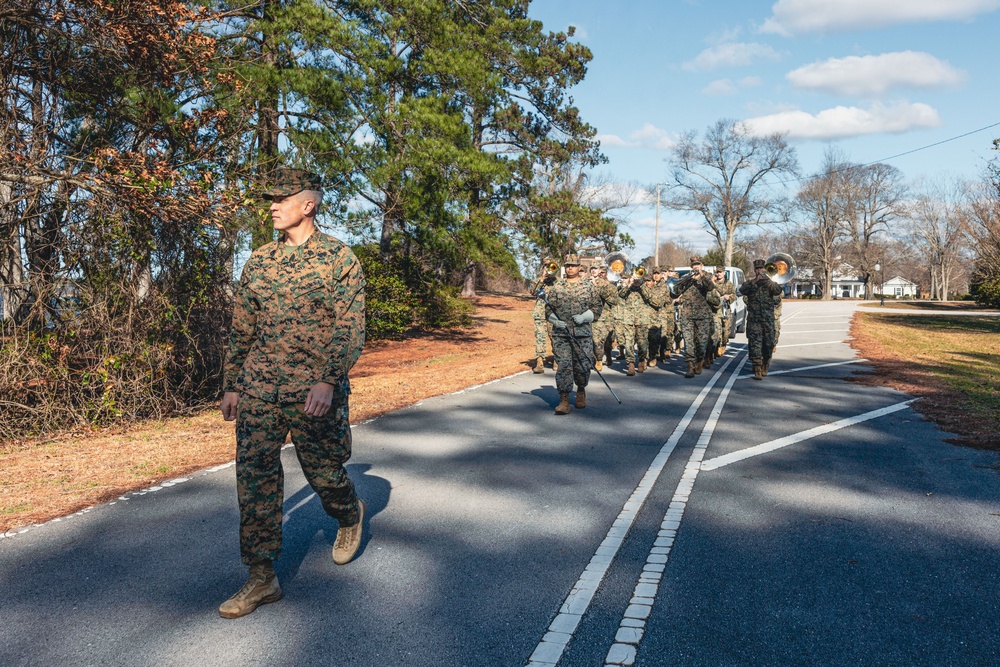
[[527, 0, 1000, 256]]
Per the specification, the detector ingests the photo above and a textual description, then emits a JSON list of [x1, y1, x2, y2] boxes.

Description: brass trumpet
[[545, 261, 560, 276], [633, 266, 647, 279]]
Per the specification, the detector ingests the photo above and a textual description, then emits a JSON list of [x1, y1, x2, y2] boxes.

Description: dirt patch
[[1, 294, 538, 533], [848, 315, 1000, 452]]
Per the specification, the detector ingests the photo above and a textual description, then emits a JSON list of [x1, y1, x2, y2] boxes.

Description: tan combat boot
[[555, 393, 571, 415], [533, 357, 544, 374], [595, 359, 603, 371], [649, 357, 656, 367], [694, 360, 703, 375], [685, 361, 695, 378], [753, 363, 763, 380], [219, 560, 282, 619], [718, 345, 726, 357], [637, 360, 646, 373], [575, 388, 586, 409], [627, 361, 636, 376], [333, 499, 366, 565], [762, 358, 771, 376]]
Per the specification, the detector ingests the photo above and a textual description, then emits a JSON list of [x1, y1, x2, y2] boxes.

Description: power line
[[774, 120, 1000, 186]]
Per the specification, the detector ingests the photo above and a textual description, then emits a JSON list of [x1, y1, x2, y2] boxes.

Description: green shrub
[[974, 279, 1000, 308], [417, 283, 474, 328]]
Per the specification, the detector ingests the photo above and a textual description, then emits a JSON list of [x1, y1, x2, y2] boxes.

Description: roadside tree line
[[654, 120, 1000, 303], [0, 0, 627, 438]]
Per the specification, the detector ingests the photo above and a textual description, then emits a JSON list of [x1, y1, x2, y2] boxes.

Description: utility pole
[[654, 183, 661, 266]]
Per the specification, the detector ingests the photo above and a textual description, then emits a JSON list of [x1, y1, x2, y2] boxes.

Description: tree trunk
[[461, 261, 477, 298]]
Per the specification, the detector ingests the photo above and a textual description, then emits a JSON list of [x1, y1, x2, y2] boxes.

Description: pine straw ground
[[1, 294, 537, 533], [3, 297, 997, 533]]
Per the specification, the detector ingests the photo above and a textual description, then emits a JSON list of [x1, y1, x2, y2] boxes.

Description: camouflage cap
[[652, 265, 663, 273], [262, 168, 323, 200], [563, 253, 581, 266], [690, 255, 703, 266], [753, 258, 766, 269]]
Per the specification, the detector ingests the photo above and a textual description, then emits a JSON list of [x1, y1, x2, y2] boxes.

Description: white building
[[874, 276, 918, 298]]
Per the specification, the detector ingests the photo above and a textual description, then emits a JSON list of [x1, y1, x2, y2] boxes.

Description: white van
[[672, 265, 747, 337]]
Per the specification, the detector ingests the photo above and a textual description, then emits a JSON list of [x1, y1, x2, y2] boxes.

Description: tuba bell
[[764, 253, 797, 285], [605, 251, 629, 283]]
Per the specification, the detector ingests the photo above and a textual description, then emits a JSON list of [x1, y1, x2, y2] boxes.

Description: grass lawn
[[850, 313, 1000, 450]]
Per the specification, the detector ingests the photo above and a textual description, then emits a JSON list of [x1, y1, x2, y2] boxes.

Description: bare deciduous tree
[[793, 149, 853, 300], [904, 177, 971, 300], [841, 163, 907, 299], [662, 119, 798, 267]]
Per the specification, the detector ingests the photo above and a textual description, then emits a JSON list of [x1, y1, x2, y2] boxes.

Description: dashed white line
[[699, 400, 917, 471], [525, 354, 739, 667], [603, 355, 750, 666]]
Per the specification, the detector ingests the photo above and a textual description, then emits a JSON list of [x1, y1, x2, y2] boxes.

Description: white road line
[[776, 340, 851, 348], [525, 354, 739, 667], [602, 355, 750, 667], [778, 329, 850, 334], [737, 358, 869, 380], [699, 400, 916, 471]]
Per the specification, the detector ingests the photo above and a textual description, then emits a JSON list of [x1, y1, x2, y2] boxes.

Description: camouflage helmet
[[262, 168, 323, 200]]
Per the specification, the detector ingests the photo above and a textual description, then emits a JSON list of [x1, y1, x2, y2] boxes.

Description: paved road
[[2, 301, 998, 667]]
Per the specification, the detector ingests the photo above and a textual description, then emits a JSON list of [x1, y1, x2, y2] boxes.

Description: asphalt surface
[[2, 301, 998, 667]]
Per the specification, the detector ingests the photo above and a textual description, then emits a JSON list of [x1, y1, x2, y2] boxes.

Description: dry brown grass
[[861, 300, 997, 312], [1, 294, 537, 533], [849, 312, 1000, 451]]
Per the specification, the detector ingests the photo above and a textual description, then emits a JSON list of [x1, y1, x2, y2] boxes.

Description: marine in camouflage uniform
[[589, 267, 619, 371], [545, 254, 603, 414], [773, 292, 784, 346], [674, 256, 721, 378], [530, 260, 558, 373], [713, 269, 736, 357], [616, 273, 657, 375], [219, 169, 366, 619], [644, 267, 674, 367], [738, 259, 784, 380]]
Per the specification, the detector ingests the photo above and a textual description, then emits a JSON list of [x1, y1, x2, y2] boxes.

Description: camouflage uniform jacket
[[224, 232, 366, 403], [675, 272, 720, 320], [738, 276, 783, 321], [716, 279, 736, 318], [646, 281, 673, 322], [531, 274, 558, 320], [618, 280, 662, 325], [591, 277, 619, 320], [545, 278, 603, 337]]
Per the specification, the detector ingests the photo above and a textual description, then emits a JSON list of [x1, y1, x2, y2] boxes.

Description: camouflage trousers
[[592, 318, 615, 360], [617, 322, 649, 363], [774, 313, 781, 346], [649, 315, 675, 359], [746, 315, 777, 364], [236, 394, 360, 565], [679, 316, 711, 362], [533, 317, 552, 358], [552, 331, 594, 393]]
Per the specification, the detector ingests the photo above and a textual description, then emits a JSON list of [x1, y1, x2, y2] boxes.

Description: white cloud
[[598, 124, 677, 151], [703, 79, 738, 96], [682, 42, 783, 71], [744, 101, 942, 139], [761, 0, 1000, 35], [703, 76, 763, 96], [787, 51, 966, 97]]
